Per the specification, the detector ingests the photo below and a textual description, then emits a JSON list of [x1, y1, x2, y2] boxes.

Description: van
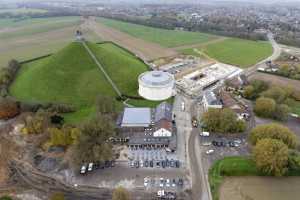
[[200, 131, 210, 137]]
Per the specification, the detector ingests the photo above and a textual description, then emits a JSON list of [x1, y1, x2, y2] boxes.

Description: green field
[[9, 42, 155, 123], [97, 17, 219, 47], [0, 17, 81, 39], [0, 8, 48, 14], [0, 16, 79, 29], [201, 38, 273, 68]]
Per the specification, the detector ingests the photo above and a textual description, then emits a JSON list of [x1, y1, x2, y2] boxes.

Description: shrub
[[254, 97, 276, 118], [0, 97, 20, 119]]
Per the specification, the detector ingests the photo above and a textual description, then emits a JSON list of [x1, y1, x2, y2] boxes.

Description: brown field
[[220, 176, 300, 200], [86, 18, 178, 61], [249, 72, 300, 93], [0, 18, 100, 67]]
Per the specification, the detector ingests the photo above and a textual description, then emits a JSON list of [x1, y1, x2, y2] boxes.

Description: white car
[[88, 163, 93, 171], [159, 178, 164, 187], [80, 165, 87, 174], [166, 179, 170, 187], [206, 149, 215, 154], [200, 131, 210, 137], [144, 177, 149, 187]]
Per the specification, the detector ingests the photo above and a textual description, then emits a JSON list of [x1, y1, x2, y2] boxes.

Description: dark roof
[[154, 102, 173, 122]]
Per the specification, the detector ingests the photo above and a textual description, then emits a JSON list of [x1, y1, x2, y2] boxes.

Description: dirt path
[[86, 18, 178, 61], [172, 37, 227, 51]]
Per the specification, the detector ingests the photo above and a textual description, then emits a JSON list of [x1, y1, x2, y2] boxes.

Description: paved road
[[244, 32, 282, 76]]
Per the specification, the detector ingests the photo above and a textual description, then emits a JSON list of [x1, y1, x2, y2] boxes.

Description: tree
[[250, 79, 269, 96], [253, 138, 288, 176], [273, 104, 290, 121], [0, 97, 19, 119], [48, 125, 80, 147], [202, 108, 246, 133], [254, 97, 276, 118], [22, 110, 50, 135], [243, 85, 255, 99], [72, 114, 115, 166], [112, 187, 131, 200], [250, 123, 297, 149], [50, 192, 65, 200], [262, 86, 288, 104]]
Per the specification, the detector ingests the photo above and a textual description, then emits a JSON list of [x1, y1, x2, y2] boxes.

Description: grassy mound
[[203, 38, 273, 68], [97, 17, 219, 48], [10, 42, 115, 123], [10, 41, 160, 123]]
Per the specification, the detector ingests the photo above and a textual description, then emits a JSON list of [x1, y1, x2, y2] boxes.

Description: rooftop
[[121, 108, 151, 127], [204, 91, 222, 106], [139, 70, 174, 86]]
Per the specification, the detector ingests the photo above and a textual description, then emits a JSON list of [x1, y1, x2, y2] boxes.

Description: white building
[[203, 91, 223, 111], [138, 71, 175, 101]]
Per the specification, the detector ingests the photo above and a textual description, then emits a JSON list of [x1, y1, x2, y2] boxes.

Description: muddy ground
[[220, 176, 300, 200]]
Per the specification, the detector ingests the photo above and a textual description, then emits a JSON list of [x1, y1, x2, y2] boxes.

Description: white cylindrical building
[[138, 71, 175, 101]]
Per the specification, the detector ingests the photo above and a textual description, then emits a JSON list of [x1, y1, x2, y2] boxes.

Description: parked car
[[105, 161, 110, 168], [200, 131, 210, 137], [130, 161, 135, 168], [140, 160, 144, 168], [172, 179, 176, 187], [160, 178, 164, 187], [166, 179, 170, 187], [135, 161, 139, 168], [88, 163, 93, 172], [150, 160, 154, 168], [206, 149, 215, 154], [175, 160, 180, 168], [162, 160, 166, 168], [144, 160, 149, 167], [170, 159, 175, 168], [80, 164, 87, 174], [144, 177, 149, 187], [166, 159, 170, 167], [178, 178, 183, 187]]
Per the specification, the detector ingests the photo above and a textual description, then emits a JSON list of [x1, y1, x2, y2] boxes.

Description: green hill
[[9, 42, 154, 123], [10, 42, 116, 123]]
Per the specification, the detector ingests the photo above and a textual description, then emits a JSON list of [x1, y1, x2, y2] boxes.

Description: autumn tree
[[243, 85, 255, 99], [22, 110, 50, 134], [202, 108, 246, 133], [112, 187, 131, 200], [250, 123, 297, 149], [273, 104, 290, 121], [254, 97, 276, 118], [50, 192, 65, 200], [72, 114, 115, 166], [48, 125, 80, 147], [0, 97, 19, 119], [253, 138, 289, 176], [261, 86, 289, 104]]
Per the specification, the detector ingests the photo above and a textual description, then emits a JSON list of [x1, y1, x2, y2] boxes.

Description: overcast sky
[[3, 0, 300, 3]]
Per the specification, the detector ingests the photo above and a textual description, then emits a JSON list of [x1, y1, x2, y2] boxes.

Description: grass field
[[0, 17, 81, 39], [201, 38, 273, 68], [0, 16, 101, 68], [0, 16, 78, 29], [97, 17, 219, 48]]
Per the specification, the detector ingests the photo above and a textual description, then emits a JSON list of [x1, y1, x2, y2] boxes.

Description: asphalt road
[[244, 32, 282, 76]]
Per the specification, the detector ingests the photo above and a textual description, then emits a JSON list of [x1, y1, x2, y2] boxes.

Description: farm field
[[0, 16, 101, 67], [182, 38, 273, 68], [10, 41, 155, 123], [97, 17, 219, 48], [220, 177, 300, 200], [0, 8, 48, 14], [88, 18, 178, 61]]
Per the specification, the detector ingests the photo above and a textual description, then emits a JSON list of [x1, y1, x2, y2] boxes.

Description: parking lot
[[199, 133, 250, 170]]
